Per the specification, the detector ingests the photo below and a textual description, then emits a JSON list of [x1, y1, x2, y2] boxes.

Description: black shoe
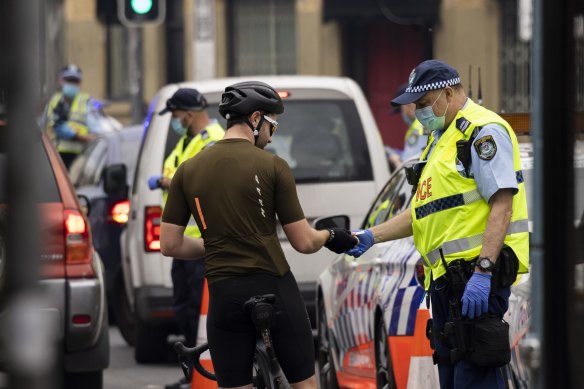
[[165, 377, 189, 389]]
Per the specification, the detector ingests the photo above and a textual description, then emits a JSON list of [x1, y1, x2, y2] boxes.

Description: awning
[[323, 0, 441, 25]]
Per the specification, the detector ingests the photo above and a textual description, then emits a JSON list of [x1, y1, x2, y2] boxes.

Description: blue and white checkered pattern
[[415, 193, 465, 219], [406, 77, 461, 93]]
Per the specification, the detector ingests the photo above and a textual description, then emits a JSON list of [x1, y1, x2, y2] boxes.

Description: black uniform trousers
[[171, 258, 205, 347], [429, 276, 511, 389]]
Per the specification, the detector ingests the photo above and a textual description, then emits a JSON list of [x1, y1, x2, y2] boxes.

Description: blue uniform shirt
[[423, 100, 517, 203], [469, 124, 518, 202]]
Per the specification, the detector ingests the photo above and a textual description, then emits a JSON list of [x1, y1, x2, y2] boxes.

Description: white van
[[121, 76, 390, 362]]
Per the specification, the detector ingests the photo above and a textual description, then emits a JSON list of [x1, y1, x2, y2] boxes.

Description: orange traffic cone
[[192, 279, 217, 389], [405, 308, 439, 388]]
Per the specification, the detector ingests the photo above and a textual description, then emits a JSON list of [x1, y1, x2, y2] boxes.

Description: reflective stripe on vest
[[425, 218, 530, 266]]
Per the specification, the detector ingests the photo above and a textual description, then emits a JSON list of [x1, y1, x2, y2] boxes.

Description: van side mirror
[[103, 163, 128, 198], [313, 215, 350, 230]]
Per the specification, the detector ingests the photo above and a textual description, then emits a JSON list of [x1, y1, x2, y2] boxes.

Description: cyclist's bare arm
[[282, 219, 329, 254], [160, 222, 205, 259]]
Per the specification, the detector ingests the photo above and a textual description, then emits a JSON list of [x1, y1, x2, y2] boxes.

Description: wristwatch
[[476, 257, 495, 272]]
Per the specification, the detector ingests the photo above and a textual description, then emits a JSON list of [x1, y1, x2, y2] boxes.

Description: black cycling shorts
[[207, 271, 315, 387]]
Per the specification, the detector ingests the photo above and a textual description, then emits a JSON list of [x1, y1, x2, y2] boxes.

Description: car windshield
[[164, 99, 373, 184]]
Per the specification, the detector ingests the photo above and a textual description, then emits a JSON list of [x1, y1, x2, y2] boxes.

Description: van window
[[163, 100, 373, 183]]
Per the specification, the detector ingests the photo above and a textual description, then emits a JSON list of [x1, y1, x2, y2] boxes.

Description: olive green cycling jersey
[[162, 138, 305, 283]]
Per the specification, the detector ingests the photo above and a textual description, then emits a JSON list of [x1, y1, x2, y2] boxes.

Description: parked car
[[314, 141, 561, 389], [0, 131, 109, 388], [120, 76, 391, 362], [69, 125, 143, 346]]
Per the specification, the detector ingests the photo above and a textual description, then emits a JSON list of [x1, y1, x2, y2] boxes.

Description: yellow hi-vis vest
[[162, 122, 225, 238], [404, 119, 424, 145], [411, 99, 529, 289], [46, 92, 91, 154]]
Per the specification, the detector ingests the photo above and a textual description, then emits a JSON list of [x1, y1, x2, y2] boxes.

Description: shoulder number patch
[[474, 135, 497, 160]]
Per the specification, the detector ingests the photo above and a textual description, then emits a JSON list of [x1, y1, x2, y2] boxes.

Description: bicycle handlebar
[[173, 342, 217, 382]]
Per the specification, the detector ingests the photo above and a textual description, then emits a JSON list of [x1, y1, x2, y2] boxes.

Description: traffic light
[[118, 0, 165, 26]]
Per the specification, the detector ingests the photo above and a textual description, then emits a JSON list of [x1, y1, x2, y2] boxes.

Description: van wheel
[[134, 317, 167, 364], [111, 271, 134, 346], [317, 296, 339, 389], [375, 314, 397, 389]]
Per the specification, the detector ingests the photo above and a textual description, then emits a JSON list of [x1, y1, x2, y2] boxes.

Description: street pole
[[0, 0, 53, 388], [528, 0, 576, 387], [128, 26, 144, 124]]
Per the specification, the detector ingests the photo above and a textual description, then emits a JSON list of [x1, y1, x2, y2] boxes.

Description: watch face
[[479, 258, 491, 269]]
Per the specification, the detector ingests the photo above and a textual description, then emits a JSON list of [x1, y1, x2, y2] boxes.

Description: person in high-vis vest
[[347, 60, 529, 389], [385, 83, 428, 170], [44, 64, 98, 168], [147, 88, 224, 389]]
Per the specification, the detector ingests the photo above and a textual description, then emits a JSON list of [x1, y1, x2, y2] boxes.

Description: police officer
[[385, 83, 428, 170], [44, 64, 99, 168], [396, 83, 428, 160], [348, 60, 529, 389], [148, 88, 224, 389]]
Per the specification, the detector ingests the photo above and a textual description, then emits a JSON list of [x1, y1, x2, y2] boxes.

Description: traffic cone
[[192, 279, 217, 389], [406, 308, 439, 389]]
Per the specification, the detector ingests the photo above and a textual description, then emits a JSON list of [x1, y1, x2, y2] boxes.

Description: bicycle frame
[[174, 294, 291, 389]]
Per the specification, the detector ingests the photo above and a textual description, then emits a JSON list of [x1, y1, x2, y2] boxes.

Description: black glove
[[324, 228, 358, 254]]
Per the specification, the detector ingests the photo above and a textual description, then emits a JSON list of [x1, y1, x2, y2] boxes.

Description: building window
[[500, 0, 531, 113], [106, 25, 130, 100], [228, 0, 296, 76]]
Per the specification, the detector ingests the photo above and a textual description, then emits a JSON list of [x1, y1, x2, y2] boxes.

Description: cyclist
[[160, 80, 356, 389]]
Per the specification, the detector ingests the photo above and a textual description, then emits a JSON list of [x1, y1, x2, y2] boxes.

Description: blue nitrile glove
[[461, 272, 492, 319], [148, 175, 163, 190], [54, 122, 76, 140], [346, 229, 374, 258]]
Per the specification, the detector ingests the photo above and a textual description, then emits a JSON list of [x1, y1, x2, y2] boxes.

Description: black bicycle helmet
[[219, 81, 284, 119]]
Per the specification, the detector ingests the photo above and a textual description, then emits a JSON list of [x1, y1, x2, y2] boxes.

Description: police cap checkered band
[[391, 60, 461, 106], [60, 64, 82, 81]]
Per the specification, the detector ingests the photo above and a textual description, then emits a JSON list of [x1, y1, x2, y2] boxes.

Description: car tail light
[[145, 206, 162, 252], [109, 200, 130, 224], [72, 314, 91, 325], [415, 257, 425, 287], [64, 209, 95, 278], [277, 90, 290, 98]]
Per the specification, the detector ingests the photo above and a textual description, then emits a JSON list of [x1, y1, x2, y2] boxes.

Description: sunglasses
[[263, 115, 279, 136]]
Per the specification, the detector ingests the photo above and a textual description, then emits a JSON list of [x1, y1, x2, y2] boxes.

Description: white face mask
[[414, 89, 449, 132]]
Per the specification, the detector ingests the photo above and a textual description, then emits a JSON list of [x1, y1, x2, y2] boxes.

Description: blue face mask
[[62, 83, 80, 98], [170, 117, 187, 136], [415, 89, 449, 132]]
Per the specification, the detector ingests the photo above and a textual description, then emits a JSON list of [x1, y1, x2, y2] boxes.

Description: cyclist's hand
[[324, 228, 357, 254], [346, 229, 375, 258]]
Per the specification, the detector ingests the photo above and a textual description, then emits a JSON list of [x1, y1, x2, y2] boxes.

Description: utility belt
[[426, 246, 519, 367]]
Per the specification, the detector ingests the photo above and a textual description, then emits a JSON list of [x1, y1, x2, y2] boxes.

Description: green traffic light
[[130, 0, 153, 14]]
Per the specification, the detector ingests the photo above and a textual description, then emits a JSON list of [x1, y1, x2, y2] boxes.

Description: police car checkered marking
[[406, 77, 461, 93]]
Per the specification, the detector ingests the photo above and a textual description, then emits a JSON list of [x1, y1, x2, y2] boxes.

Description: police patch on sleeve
[[474, 135, 497, 160]]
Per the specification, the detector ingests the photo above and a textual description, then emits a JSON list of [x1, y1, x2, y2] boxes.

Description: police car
[[315, 138, 563, 389]]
